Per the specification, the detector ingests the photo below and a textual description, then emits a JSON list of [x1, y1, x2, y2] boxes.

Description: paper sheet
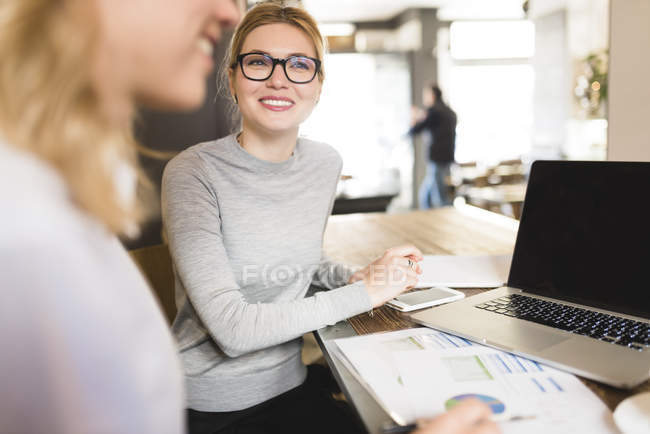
[[334, 328, 617, 433], [416, 255, 512, 288]]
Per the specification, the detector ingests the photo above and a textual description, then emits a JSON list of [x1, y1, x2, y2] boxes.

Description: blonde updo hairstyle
[[225, 1, 326, 104], [0, 0, 143, 235]]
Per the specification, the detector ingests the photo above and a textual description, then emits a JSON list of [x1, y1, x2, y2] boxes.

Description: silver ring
[[407, 259, 414, 269]]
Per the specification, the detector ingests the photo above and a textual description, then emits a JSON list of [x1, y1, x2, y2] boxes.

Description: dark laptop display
[[507, 161, 650, 320], [412, 160, 650, 387]]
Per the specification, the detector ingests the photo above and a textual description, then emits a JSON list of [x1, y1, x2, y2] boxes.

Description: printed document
[[333, 328, 616, 433], [415, 255, 512, 288]]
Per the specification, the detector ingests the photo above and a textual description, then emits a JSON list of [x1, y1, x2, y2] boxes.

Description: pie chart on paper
[[445, 394, 506, 415]]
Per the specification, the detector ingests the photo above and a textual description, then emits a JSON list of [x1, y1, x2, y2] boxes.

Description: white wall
[[529, 0, 609, 160], [607, 0, 650, 161]]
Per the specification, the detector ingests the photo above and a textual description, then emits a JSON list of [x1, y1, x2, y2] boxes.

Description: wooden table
[[316, 205, 650, 433]]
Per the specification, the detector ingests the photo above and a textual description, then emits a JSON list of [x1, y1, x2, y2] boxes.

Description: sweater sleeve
[[311, 253, 357, 290], [161, 154, 372, 358]]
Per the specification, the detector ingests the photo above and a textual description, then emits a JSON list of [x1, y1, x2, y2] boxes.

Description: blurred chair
[[496, 158, 523, 166], [129, 243, 176, 324], [488, 158, 525, 185], [459, 157, 527, 219]]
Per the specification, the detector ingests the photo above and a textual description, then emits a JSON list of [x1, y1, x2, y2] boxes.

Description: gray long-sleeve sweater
[[161, 134, 372, 412]]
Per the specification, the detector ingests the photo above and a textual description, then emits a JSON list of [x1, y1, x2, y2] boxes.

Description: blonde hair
[[0, 0, 143, 235], [225, 1, 326, 94]]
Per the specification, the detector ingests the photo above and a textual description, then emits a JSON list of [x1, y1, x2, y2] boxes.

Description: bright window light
[[450, 21, 535, 59], [319, 23, 356, 37], [450, 64, 534, 164]]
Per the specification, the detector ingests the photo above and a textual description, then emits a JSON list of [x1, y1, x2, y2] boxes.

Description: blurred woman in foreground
[[0, 0, 238, 432]]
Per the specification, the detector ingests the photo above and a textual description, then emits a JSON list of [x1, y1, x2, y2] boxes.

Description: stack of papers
[[333, 328, 616, 433], [415, 255, 512, 288]]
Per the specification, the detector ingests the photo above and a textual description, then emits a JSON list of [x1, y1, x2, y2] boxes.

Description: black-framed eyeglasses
[[235, 52, 321, 84]]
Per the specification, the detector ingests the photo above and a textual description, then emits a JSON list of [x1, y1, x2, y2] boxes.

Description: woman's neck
[[238, 124, 298, 163]]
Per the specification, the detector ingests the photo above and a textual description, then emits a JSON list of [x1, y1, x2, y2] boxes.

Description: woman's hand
[[412, 400, 500, 434], [349, 245, 423, 308]]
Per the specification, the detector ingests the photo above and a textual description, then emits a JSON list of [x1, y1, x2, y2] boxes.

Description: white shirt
[[0, 141, 185, 433]]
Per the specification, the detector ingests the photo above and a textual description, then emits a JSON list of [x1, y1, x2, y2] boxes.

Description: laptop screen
[[507, 160, 650, 320]]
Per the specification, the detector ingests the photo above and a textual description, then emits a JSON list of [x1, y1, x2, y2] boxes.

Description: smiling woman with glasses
[[161, 3, 423, 434], [159, 3, 496, 434], [236, 52, 321, 83]]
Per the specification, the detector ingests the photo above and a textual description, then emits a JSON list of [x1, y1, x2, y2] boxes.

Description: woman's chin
[[137, 86, 206, 112]]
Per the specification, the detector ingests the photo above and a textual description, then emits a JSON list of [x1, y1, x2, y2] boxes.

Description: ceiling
[[292, 0, 527, 23]]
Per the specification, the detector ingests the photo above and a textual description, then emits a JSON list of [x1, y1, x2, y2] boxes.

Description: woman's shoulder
[[0, 140, 66, 197], [0, 142, 79, 238], [164, 134, 237, 177], [297, 136, 342, 165], [169, 134, 236, 164]]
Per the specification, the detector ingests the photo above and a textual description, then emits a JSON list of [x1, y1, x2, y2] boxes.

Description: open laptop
[[412, 160, 650, 388]]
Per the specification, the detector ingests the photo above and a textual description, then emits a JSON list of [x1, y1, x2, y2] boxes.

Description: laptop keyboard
[[475, 294, 650, 351]]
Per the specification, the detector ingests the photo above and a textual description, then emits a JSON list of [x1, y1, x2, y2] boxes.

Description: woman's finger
[[446, 399, 493, 425], [469, 419, 500, 434], [410, 400, 494, 434], [407, 251, 424, 262], [393, 257, 423, 274], [385, 244, 423, 259]]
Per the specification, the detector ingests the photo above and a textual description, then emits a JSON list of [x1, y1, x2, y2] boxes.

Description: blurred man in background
[[409, 84, 457, 209]]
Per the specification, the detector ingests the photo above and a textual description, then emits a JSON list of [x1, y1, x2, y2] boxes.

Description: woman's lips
[[259, 97, 295, 111]]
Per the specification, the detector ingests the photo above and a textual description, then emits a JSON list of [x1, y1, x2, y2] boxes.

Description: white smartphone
[[387, 286, 465, 312]]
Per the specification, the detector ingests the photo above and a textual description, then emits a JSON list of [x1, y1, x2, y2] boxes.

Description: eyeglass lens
[[241, 54, 317, 83]]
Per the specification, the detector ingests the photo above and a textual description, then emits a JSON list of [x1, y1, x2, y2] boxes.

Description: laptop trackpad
[[484, 323, 570, 352]]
